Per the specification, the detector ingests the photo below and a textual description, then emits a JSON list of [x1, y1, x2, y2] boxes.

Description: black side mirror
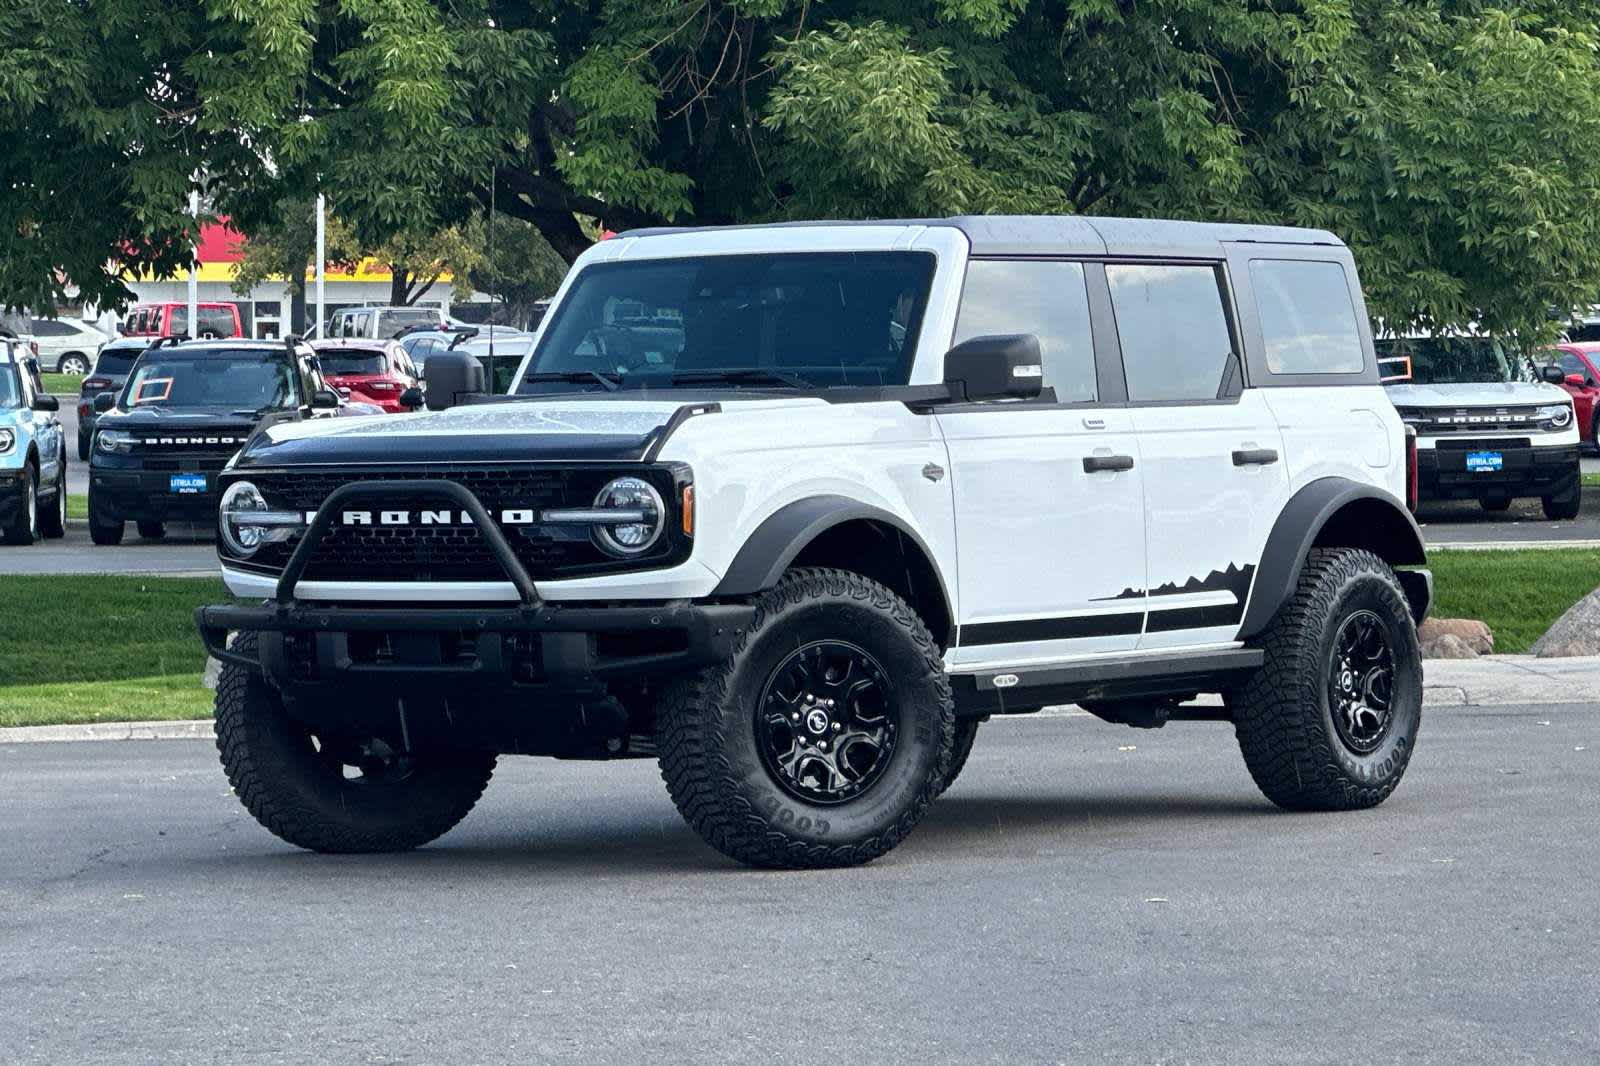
[[93, 392, 116, 413], [942, 334, 1044, 403], [1540, 364, 1567, 385], [398, 386, 424, 410], [422, 350, 486, 411], [32, 394, 59, 412], [310, 389, 341, 410]]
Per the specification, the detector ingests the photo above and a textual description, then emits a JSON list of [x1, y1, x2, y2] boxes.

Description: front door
[[938, 258, 1147, 668]]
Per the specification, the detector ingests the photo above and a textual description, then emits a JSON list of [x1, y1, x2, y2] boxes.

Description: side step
[[952, 647, 1264, 717]]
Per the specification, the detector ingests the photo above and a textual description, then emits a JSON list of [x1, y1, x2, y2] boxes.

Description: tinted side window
[[1106, 264, 1234, 402], [953, 259, 1096, 403], [31, 319, 75, 337], [1249, 259, 1364, 375]]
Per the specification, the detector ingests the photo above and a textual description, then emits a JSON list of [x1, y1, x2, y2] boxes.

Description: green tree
[[466, 215, 570, 328], [10, 1, 1600, 338], [228, 200, 360, 335]]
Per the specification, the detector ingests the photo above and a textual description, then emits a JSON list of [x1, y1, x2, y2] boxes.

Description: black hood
[[97, 407, 264, 437]]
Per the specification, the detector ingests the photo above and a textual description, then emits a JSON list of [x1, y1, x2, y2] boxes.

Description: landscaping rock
[[1530, 588, 1600, 657], [202, 656, 222, 691], [1420, 633, 1479, 659], [1418, 617, 1494, 656]]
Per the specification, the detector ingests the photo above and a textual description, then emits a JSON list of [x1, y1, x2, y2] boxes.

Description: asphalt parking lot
[[3, 707, 1595, 1064], [0, 523, 214, 576]]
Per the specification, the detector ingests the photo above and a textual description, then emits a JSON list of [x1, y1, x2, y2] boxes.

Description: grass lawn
[[1426, 547, 1600, 653], [66, 493, 87, 520], [0, 575, 225, 727], [1584, 472, 1600, 488], [42, 372, 82, 395]]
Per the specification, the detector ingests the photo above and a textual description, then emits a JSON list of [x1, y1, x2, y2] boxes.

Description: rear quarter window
[[1249, 259, 1365, 375]]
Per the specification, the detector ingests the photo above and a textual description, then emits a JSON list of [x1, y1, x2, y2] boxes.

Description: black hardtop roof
[[138, 339, 301, 357], [617, 214, 1344, 258]]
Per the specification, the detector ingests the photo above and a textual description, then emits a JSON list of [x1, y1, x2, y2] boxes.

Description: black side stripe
[[960, 611, 1142, 647], [959, 602, 1245, 647]]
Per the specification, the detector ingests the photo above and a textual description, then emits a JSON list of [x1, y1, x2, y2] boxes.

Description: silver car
[[29, 317, 110, 375]]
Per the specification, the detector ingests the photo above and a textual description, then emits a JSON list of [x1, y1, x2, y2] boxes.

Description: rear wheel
[[656, 568, 953, 869], [1229, 548, 1423, 811], [39, 454, 66, 539], [76, 431, 89, 462], [1543, 480, 1581, 520], [136, 519, 166, 540], [57, 353, 90, 376], [87, 488, 123, 545], [215, 634, 496, 853], [3, 466, 39, 545]]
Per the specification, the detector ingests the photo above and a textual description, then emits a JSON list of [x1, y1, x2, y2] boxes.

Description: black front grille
[[235, 466, 686, 581]]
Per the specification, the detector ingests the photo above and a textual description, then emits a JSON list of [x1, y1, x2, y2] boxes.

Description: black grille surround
[[220, 464, 691, 583]]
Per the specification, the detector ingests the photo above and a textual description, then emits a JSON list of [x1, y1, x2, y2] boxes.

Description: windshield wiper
[[670, 368, 812, 389], [523, 370, 620, 391]]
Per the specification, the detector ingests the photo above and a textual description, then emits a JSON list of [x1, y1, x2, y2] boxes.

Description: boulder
[[1417, 617, 1494, 656], [202, 656, 222, 691], [1419, 632, 1479, 660], [1531, 589, 1600, 657]]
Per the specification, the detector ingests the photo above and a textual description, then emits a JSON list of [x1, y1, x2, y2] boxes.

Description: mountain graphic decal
[[1094, 562, 1256, 603]]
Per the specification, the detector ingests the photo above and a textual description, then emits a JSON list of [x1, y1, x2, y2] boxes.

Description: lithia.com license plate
[[170, 473, 208, 494], [1465, 450, 1504, 473]]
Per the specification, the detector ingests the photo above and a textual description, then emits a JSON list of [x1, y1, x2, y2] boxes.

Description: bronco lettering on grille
[[338, 509, 538, 527]]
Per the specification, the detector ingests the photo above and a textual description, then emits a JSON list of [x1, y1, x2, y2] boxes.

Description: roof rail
[[447, 328, 481, 350], [283, 334, 303, 351], [148, 335, 184, 351]]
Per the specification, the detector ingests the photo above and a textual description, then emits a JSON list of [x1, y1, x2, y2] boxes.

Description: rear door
[[938, 258, 1148, 666], [1103, 259, 1289, 649]]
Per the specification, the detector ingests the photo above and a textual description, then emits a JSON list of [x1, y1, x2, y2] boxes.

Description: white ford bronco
[[199, 216, 1432, 868]]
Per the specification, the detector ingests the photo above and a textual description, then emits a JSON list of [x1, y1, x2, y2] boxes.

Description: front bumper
[[89, 468, 220, 521], [0, 467, 27, 523], [1417, 442, 1579, 502], [196, 600, 755, 690]]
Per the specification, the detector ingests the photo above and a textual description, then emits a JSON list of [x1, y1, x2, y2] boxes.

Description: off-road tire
[[1478, 498, 1511, 513], [937, 718, 981, 796], [656, 568, 954, 869], [137, 519, 166, 540], [1229, 548, 1423, 811], [87, 488, 123, 545], [77, 431, 90, 462], [1542, 481, 1581, 521], [215, 634, 496, 853], [3, 465, 38, 545], [38, 455, 66, 539]]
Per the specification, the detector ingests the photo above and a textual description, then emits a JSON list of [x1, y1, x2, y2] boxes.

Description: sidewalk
[[3, 655, 1597, 744]]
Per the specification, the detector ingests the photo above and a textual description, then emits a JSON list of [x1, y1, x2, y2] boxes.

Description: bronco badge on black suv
[[89, 337, 345, 544], [197, 216, 1432, 869]]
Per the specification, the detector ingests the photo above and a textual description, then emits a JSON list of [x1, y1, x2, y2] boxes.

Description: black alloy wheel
[[756, 640, 899, 805], [1326, 610, 1395, 755]]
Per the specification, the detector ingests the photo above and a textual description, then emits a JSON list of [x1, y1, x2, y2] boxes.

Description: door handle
[[1232, 448, 1279, 466], [1083, 454, 1135, 473]]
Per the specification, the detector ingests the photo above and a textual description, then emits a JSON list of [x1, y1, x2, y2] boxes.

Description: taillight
[[367, 381, 397, 391], [1405, 425, 1418, 512], [83, 377, 110, 390], [29, 341, 39, 358]]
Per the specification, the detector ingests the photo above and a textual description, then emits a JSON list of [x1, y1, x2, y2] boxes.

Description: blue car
[[0, 334, 68, 544]]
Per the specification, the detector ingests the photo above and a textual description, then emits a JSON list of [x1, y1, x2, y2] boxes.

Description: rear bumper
[[1417, 443, 1579, 501], [196, 599, 755, 691]]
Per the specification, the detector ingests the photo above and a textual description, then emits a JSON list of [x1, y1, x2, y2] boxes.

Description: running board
[[952, 648, 1264, 717]]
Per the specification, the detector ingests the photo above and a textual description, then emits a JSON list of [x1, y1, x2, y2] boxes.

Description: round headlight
[[219, 480, 272, 556], [593, 477, 664, 556], [1544, 404, 1573, 428]]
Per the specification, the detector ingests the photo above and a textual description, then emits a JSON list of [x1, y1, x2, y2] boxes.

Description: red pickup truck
[[123, 302, 243, 340]]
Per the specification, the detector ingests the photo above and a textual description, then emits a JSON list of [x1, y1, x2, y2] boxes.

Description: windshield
[[516, 252, 936, 394], [0, 356, 19, 408], [1375, 337, 1532, 385], [318, 349, 387, 376], [122, 351, 298, 411], [377, 309, 439, 338]]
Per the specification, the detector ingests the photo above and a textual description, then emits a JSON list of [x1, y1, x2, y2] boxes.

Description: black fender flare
[[711, 494, 950, 604], [1237, 477, 1428, 640]]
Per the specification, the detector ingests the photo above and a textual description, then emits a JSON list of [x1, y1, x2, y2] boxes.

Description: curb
[[1427, 539, 1600, 551], [2, 681, 1583, 745]]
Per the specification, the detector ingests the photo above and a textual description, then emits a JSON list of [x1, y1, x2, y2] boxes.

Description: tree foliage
[[7, 1, 1600, 336]]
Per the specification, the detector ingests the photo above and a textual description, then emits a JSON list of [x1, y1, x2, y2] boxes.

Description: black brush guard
[[195, 479, 752, 686]]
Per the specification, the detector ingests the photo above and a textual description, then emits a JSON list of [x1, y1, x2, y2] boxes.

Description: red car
[[1552, 342, 1600, 451], [123, 302, 243, 339], [309, 339, 419, 413]]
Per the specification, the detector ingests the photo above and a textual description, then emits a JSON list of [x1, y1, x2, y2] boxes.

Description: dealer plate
[[1465, 450, 1503, 473], [170, 473, 208, 494]]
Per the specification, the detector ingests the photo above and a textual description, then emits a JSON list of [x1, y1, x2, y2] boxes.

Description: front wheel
[[656, 568, 954, 869], [1542, 480, 1581, 521], [1478, 497, 1511, 513], [215, 635, 496, 853], [1229, 548, 1423, 811], [87, 488, 123, 545], [136, 519, 167, 540], [2, 466, 38, 545]]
